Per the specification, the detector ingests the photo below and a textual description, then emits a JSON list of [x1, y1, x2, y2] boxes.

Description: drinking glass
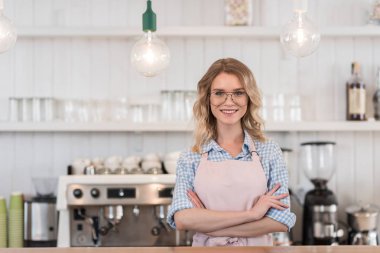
[[92, 99, 109, 122], [184, 91, 196, 121], [20, 98, 32, 122], [42, 98, 55, 121], [173, 91, 185, 121], [261, 95, 270, 121], [62, 99, 77, 122], [161, 90, 172, 121], [145, 104, 161, 122], [131, 105, 144, 123], [272, 93, 285, 122], [111, 98, 128, 121], [8, 97, 19, 122], [32, 97, 42, 122], [288, 95, 302, 122], [78, 100, 90, 122]]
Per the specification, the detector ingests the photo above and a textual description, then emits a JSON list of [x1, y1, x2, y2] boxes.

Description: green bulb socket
[[143, 0, 156, 32]]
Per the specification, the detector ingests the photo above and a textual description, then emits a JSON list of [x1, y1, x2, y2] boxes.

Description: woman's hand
[[187, 190, 205, 209], [249, 183, 289, 221]]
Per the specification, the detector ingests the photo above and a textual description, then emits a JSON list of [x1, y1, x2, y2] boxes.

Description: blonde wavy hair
[[192, 58, 266, 153]]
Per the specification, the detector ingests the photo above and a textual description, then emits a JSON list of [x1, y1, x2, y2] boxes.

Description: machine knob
[[151, 226, 161, 236], [73, 189, 83, 198], [90, 188, 100, 198]]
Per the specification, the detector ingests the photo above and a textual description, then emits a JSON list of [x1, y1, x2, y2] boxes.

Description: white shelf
[[17, 26, 380, 38], [0, 121, 193, 132], [264, 121, 380, 132], [1, 121, 380, 132]]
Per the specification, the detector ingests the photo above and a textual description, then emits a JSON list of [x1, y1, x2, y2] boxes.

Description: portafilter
[[103, 205, 124, 226]]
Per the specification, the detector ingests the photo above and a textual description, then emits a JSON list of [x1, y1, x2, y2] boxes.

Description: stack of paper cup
[[8, 192, 23, 248], [0, 196, 7, 248]]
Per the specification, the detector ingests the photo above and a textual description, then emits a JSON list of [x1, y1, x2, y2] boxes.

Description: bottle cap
[[352, 62, 360, 74]]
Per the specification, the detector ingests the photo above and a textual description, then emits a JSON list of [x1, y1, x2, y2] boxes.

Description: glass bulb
[[130, 31, 170, 77], [280, 12, 320, 57], [0, 10, 17, 53]]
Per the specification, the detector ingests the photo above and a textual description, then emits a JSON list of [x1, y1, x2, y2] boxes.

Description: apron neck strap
[[248, 137, 258, 156], [201, 136, 258, 158]]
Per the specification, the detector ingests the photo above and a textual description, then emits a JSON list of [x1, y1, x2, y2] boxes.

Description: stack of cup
[[0, 196, 7, 248], [141, 153, 162, 174], [8, 192, 23, 248]]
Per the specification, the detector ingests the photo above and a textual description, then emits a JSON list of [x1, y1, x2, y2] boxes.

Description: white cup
[[141, 160, 162, 173], [164, 151, 181, 161], [72, 158, 91, 175], [143, 153, 161, 162], [105, 156, 122, 171], [91, 157, 104, 169], [123, 156, 142, 166], [164, 160, 177, 174]]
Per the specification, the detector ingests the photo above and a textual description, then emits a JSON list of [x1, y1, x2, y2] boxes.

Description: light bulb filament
[[296, 28, 305, 45], [146, 30, 153, 43], [143, 47, 155, 65], [296, 13, 305, 45]]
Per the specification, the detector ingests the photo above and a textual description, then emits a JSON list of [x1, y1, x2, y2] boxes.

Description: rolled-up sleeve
[[264, 142, 296, 231], [167, 152, 195, 229]]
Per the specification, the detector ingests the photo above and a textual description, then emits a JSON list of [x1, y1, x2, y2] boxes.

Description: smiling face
[[210, 72, 248, 128]]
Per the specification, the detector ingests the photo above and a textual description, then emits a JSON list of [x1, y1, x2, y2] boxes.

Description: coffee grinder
[[300, 141, 342, 245], [24, 177, 58, 247]]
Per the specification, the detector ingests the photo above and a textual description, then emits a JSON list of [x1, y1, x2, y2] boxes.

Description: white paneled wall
[[0, 0, 380, 236]]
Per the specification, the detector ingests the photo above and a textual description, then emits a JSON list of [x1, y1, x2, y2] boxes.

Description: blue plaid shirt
[[167, 130, 296, 231]]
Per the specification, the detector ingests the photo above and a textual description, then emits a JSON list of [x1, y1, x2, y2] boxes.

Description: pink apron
[[192, 139, 273, 246]]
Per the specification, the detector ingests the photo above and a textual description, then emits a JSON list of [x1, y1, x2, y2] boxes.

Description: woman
[[167, 58, 296, 246]]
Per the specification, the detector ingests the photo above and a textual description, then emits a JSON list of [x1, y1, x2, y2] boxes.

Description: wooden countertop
[[0, 246, 379, 253]]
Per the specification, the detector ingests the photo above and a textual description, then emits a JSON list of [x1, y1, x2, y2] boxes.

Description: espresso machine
[[57, 175, 190, 247], [346, 204, 379, 245], [300, 141, 343, 245], [24, 178, 58, 247]]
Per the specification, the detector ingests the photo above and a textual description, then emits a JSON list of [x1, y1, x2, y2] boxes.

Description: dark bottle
[[346, 62, 366, 121], [373, 67, 380, 120]]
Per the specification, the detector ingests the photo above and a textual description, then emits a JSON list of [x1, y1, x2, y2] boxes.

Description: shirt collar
[[201, 130, 252, 154]]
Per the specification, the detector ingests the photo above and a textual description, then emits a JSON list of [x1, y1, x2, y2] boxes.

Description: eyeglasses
[[209, 91, 248, 106]]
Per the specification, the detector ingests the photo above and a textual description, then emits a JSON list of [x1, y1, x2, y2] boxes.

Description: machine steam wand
[[77, 209, 100, 246]]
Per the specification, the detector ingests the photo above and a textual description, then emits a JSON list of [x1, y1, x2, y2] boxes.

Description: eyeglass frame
[[209, 90, 248, 106]]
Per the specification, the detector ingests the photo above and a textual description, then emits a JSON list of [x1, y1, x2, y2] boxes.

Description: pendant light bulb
[[131, 0, 170, 77], [280, 0, 320, 58], [0, 0, 17, 53]]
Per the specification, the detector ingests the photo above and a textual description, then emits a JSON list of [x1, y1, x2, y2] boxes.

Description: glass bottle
[[346, 62, 366, 121], [224, 0, 253, 26], [373, 67, 380, 120]]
